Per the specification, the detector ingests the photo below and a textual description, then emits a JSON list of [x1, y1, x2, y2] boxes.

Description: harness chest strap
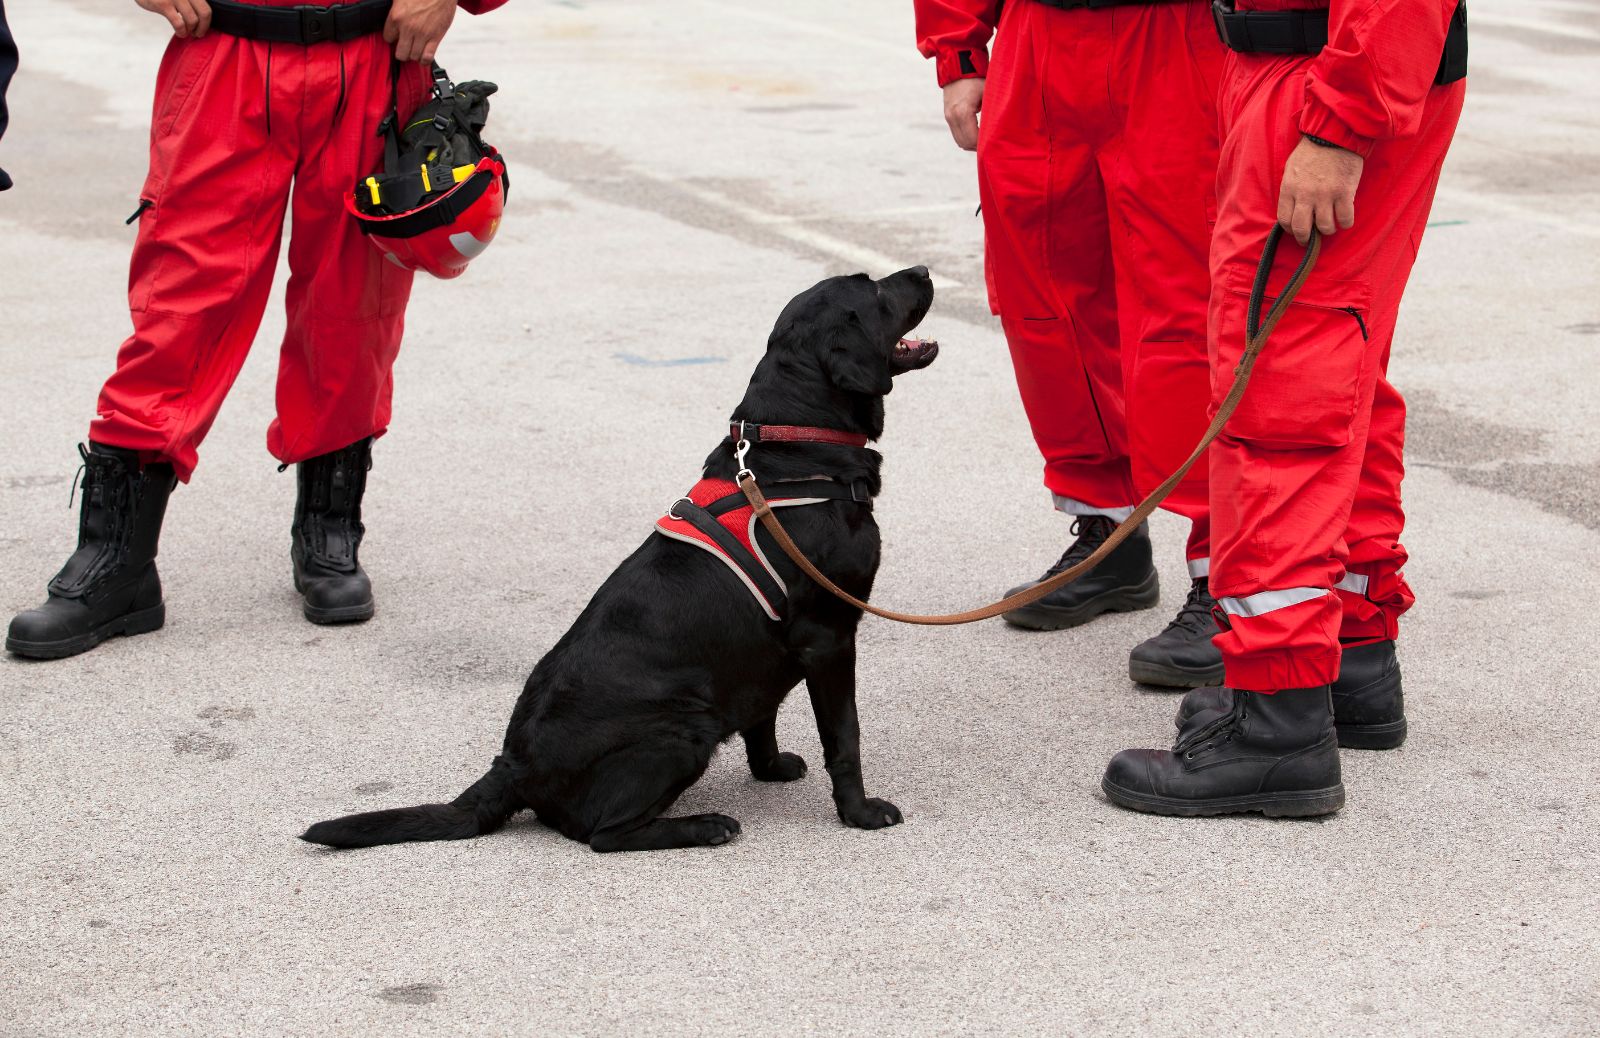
[[655, 477, 871, 621]]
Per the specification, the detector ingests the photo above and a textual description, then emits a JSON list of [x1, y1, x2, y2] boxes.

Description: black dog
[[302, 267, 938, 852]]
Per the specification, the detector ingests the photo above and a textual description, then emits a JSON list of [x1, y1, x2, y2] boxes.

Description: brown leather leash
[[737, 227, 1322, 626]]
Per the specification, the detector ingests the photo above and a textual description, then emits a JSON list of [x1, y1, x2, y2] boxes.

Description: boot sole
[[1101, 776, 1346, 818], [302, 600, 375, 625], [1337, 718, 1407, 750], [5, 602, 166, 660], [1128, 657, 1225, 689], [1002, 570, 1160, 632]]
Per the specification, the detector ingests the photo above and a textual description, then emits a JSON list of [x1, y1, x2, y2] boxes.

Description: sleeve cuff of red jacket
[[934, 47, 989, 87], [1298, 95, 1376, 158]]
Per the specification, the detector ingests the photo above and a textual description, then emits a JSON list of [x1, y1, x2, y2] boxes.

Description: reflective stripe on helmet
[[448, 229, 492, 260]]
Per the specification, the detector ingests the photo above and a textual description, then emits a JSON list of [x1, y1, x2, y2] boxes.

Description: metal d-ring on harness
[[736, 227, 1323, 626]]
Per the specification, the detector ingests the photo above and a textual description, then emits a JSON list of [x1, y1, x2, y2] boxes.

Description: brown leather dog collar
[[729, 422, 870, 449]]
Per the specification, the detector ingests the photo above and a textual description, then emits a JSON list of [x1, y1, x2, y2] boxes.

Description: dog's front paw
[[838, 797, 903, 830], [693, 813, 743, 846], [751, 751, 808, 782]]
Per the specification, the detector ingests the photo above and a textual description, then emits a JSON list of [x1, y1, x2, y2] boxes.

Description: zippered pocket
[[1215, 277, 1374, 450]]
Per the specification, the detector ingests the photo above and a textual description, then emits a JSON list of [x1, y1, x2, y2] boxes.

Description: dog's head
[[738, 266, 939, 440]]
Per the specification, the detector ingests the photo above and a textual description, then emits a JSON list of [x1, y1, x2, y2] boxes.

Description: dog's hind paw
[[838, 797, 903, 831], [750, 751, 808, 783]]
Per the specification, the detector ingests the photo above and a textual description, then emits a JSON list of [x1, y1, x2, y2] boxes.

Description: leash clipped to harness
[[738, 227, 1322, 626]]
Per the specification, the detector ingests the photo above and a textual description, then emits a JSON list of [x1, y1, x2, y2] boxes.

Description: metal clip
[[734, 421, 754, 483]]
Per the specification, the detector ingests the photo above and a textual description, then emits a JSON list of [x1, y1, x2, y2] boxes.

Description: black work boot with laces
[[1127, 577, 1224, 687], [7, 443, 176, 659], [291, 437, 375, 625], [1174, 640, 1405, 749], [1103, 685, 1344, 818], [1001, 516, 1159, 631]]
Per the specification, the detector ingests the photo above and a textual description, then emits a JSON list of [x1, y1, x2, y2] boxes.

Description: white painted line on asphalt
[[819, 202, 978, 220], [1470, 13, 1600, 45], [695, 0, 922, 62], [653, 174, 965, 289], [1434, 185, 1600, 239]]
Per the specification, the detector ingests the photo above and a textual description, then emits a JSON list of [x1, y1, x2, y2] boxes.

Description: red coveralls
[[1208, 0, 1464, 689], [92, 0, 505, 483], [916, 0, 1224, 569]]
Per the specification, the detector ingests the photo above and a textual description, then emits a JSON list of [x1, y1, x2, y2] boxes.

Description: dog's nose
[[909, 265, 930, 280]]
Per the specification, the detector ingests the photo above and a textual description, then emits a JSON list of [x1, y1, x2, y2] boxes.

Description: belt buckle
[[298, 4, 335, 44], [1211, 0, 1237, 48]]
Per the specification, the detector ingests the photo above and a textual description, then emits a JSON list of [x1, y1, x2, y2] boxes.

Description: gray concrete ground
[[2, 1, 1598, 1034]]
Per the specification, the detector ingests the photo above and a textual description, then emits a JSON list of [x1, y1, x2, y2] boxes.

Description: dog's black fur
[[302, 267, 937, 852]]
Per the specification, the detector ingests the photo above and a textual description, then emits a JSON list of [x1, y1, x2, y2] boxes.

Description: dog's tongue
[[897, 337, 936, 352]]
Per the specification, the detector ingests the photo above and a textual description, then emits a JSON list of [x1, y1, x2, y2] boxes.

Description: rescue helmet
[[348, 64, 508, 280]]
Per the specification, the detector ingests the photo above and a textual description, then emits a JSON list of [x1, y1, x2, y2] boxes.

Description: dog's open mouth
[[891, 337, 940, 375]]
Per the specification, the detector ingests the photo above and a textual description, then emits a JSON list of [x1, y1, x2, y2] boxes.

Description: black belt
[[1212, 0, 1467, 84], [207, 0, 392, 44], [1034, 0, 1183, 8]]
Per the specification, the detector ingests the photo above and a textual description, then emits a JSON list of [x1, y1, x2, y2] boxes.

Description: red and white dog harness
[[654, 424, 873, 621]]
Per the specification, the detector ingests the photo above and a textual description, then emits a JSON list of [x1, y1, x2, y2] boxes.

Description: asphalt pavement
[[2, 1, 1598, 1034]]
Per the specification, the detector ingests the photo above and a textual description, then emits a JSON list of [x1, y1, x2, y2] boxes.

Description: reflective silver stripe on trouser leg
[[1188, 557, 1210, 579], [1334, 572, 1369, 595], [1217, 587, 1328, 618], [1051, 494, 1136, 522]]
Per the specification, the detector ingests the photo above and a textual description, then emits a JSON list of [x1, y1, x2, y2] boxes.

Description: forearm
[[1300, 0, 1457, 156]]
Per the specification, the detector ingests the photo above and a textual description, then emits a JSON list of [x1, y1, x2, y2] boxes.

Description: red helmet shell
[[348, 153, 506, 280]]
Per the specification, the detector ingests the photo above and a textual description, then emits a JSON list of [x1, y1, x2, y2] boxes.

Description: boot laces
[[1164, 578, 1217, 636], [1045, 515, 1116, 575], [1174, 692, 1247, 759]]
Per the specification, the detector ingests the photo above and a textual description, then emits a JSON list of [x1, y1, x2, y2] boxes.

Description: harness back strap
[[208, 0, 393, 44], [740, 226, 1322, 626]]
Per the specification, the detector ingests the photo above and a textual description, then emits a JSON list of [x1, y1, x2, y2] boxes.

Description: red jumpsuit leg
[[1207, 54, 1463, 690], [268, 34, 421, 466], [91, 33, 294, 482], [1098, 0, 1225, 569], [1337, 331, 1416, 646], [977, 0, 1135, 517]]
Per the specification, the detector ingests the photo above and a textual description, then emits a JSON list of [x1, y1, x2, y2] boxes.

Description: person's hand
[[385, 0, 457, 64], [136, 0, 211, 39], [1277, 136, 1365, 245], [942, 78, 985, 152]]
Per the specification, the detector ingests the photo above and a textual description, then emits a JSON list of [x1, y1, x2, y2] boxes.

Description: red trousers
[[91, 19, 428, 482], [977, 0, 1222, 561], [1208, 54, 1464, 689]]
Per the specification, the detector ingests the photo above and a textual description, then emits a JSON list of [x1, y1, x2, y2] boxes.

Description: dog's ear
[[823, 310, 893, 396]]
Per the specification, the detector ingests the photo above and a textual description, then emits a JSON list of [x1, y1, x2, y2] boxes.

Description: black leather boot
[[1175, 641, 1405, 749], [291, 438, 375, 624], [1104, 686, 1344, 817], [1127, 577, 1224, 687], [1001, 516, 1159, 631], [7, 443, 175, 659]]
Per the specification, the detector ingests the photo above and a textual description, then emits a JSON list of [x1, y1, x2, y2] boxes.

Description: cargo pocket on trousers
[[127, 37, 220, 313], [1216, 277, 1372, 450]]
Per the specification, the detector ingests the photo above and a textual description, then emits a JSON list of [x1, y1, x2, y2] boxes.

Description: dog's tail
[[300, 755, 525, 850]]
